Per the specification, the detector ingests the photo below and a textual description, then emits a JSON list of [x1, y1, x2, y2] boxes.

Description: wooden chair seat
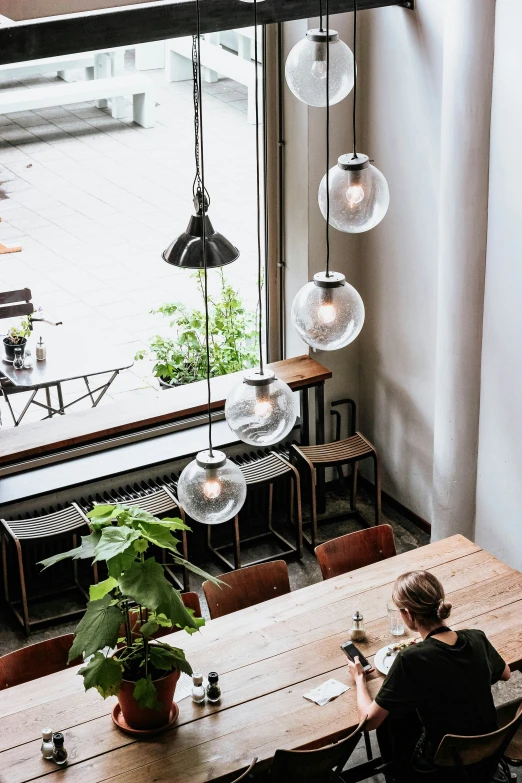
[[202, 560, 291, 620], [268, 718, 366, 782], [315, 525, 397, 580], [208, 452, 303, 571], [0, 634, 81, 689], [1, 503, 97, 634]]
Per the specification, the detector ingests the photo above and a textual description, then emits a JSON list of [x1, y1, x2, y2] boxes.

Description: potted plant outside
[[135, 270, 258, 389], [3, 317, 31, 362], [39, 503, 219, 732]]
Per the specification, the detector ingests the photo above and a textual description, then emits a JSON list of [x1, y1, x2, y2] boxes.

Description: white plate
[[374, 645, 397, 675]]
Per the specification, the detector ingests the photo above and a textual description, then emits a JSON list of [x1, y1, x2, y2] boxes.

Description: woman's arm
[[500, 663, 511, 681], [347, 656, 389, 731]]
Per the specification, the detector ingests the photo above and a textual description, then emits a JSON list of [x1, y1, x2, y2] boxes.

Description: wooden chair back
[[315, 525, 396, 580], [0, 634, 80, 689], [0, 288, 33, 320], [124, 592, 202, 640], [268, 719, 366, 782], [434, 703, 522, 771], [203, 561, 291, 620]]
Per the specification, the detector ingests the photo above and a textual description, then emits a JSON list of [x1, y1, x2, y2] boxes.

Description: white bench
[[0, 74, 155, 127], [165, 35, 261, 124]]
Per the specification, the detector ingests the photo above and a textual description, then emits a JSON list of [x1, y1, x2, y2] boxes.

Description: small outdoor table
[[0, 334, 134, 426]]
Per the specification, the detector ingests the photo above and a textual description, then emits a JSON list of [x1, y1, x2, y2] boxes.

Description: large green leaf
[[133, 676, 162, 711], [170, 556, 224, 587], [159, 516, 191, 532], [118, 558, 198, 632], [93, 525, 141, 563], [138, 521, 179, 552], [78, 652, 123, 699], [68, 595, 125, 662], [107, 546, 137, 579], [38, 532, 101, 570], [149, 643, 192, 675], [89, 576, 118, 602]]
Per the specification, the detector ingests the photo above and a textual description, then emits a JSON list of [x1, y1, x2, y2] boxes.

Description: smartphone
[[340, 641, 373, 672]]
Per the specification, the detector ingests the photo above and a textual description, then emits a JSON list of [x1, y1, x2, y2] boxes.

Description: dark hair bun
[[437, 600, 452, 620]]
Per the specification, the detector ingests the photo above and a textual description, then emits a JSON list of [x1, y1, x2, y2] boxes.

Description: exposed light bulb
[[254, 398, 273, 418], [346, 183, 365, 207], [225, 369, 298, 446], [311, 59, 327, 80], [202, 477, 222, 499], [318, 302, 337, 324]]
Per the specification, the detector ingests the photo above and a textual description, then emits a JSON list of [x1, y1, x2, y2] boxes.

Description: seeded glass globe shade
[[319, 153, 389, 234], [285, 30, 354, 108], [225, 369, 298, 446], [291, 271, 365, 351], [177, 450, 246, 525]]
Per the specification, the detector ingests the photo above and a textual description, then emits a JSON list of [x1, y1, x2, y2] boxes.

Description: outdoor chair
[[202, 560, 291, 620], [0, 634, 81, 689], [496, 698, 522, 767], [291, 399, 381, 549], [268, 718, 366, 782], [207, 451, 303, 570], [1, 504, 97, 635], [315, 525, 396, 580]]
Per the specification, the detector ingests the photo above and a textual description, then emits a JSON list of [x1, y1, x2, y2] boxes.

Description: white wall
[[356, 1, 443, 519], [475, 0, 522, 571]]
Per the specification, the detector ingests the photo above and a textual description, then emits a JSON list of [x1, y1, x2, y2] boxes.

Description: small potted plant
[[39, 503, 219, 733], [3, 316, 31, 362], [135, 270, 258, 389]]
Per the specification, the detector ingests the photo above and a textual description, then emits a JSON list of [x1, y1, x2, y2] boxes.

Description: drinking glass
[[387, 601, 405, 636]]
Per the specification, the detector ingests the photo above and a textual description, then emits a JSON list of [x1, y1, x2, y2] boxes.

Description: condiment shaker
[[41, 728, 53, 760], [191, 672, 206, 704], [36, 337, 46, 361], [350, 610, 366, 641], [206, 672, 221, 703], [52, 732, 67, 765]]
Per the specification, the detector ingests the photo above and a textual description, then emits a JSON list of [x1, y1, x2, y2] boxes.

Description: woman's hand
[[347, 655, 366, 682]]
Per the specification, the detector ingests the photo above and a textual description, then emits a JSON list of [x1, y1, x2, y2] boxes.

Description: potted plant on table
[[135, 270, 258, 388], [39, 503, 218, 733], [3, 316, 31, 362]]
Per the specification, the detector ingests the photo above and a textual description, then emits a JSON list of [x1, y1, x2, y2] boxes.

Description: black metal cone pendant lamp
[[163, 36, 239, 269]]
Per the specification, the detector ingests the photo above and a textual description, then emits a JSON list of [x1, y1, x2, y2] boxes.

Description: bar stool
[[207, 451, 303, 570], [1, 504, 97, 635], [291, 429, 381, 549], [86, 485, 190, 592]]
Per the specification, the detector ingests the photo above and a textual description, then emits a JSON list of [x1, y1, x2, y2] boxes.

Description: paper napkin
[[303, 679, 350, 706]]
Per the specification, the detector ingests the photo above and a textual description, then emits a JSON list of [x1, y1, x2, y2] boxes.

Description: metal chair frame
[[1, 503, 98, 635], [208, 451, 303, 570]]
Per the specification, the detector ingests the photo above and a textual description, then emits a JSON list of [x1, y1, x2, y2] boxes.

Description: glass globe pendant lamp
[[177, 450, 247, 525], [285, 29, 354, 107], [319, 153, 389, 233], [225, 369, 298, 446], [291, 271, 365, 352]]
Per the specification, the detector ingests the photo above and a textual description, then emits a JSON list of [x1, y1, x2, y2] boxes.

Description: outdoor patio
[[0, 48, 259, 427]]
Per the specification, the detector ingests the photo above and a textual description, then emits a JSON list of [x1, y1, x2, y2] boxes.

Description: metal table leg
[[300, 388, 310, 445], [315, 382, 326, 514], [56, 383, 65, 415]]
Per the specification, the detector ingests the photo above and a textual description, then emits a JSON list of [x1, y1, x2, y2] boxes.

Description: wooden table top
[[0, 354, 331, 466], [3, 534, 521, 783]]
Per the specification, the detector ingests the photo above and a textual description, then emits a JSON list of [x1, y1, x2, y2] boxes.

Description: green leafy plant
[[5, 316, 31, 345], [135, 270, 258, 386], [39, 504, 219, 710]]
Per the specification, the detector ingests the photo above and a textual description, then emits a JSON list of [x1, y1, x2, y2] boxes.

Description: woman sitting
[[347, 570, 510, 781]]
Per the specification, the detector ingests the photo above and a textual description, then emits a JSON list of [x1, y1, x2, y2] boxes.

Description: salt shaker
[[206, 672, 221, 703], [52, 732, 67, 765], [23, 348, 33, 369], [36, 337, 46, 361], [191, 672, 206, 704], [41, 728, 53, 760], [350, 611, 366, 641]]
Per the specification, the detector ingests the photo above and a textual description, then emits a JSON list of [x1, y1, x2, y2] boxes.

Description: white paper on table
[[175, 672, 194, 701], [303, 679, 350, 707]]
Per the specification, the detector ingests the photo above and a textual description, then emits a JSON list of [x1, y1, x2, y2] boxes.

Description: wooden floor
[[1, 534, 522, 782]]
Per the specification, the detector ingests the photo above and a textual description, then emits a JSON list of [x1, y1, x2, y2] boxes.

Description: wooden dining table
[[2, 534, 522, 783]]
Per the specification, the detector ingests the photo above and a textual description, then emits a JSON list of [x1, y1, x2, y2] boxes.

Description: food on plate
[[385, 638, 419, 657]]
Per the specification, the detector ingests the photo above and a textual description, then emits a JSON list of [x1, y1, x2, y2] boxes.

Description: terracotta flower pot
[[117, 669, 180, 730]]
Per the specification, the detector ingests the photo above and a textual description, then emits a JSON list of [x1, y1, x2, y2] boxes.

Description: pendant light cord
[[325, 0, 331, 278], [319, 0, 323, 32], [254, 0, 264, 375], [195, 0, 213, 456], [352, 0, 358, 159], [192, 35, 209, 208]]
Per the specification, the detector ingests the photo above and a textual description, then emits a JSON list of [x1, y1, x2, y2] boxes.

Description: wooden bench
[[165, 35, 261, 124], [0, 73, 155, 127]]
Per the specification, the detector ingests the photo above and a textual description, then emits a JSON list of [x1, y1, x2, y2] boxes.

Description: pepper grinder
[[36, 336, 46, 362], [52, 733, 67, 766]]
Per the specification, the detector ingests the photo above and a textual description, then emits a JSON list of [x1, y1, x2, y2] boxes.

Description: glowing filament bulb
[[346, 183, 365, 207], [254, 398, 273, 418], [203, 476, 222, 499], [318, 302, 337, 324], [311, 59, 327, 80]]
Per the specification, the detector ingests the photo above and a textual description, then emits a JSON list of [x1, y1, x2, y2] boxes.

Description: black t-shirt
[[375, 630, 506, 758]]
